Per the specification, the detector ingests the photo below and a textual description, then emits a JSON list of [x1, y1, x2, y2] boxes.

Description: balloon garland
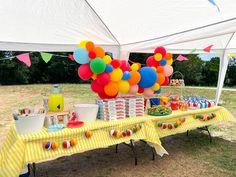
[[110, 124, 142, 138], [74, 40, 174, 99], [43, 141, 59, 150], [195, 113, 216, 121], [156, 118, 186, 129]]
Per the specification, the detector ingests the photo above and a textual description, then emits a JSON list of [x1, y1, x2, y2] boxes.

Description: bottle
[[48, 84, 64, 112]]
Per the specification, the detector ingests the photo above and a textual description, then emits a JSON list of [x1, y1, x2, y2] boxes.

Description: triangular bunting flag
[[176, 55, 189, 61], [203, 45, 213, 53], [189, 48, 197, 54], [208, 0, 220, 12], [228, 53, 235, 58], [16, 53, 31, 67], [40, 52, 53, 63], [68, 54, 75, 61]]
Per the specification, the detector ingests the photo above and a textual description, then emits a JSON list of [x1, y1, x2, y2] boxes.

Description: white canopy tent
[[0, 0, 236, 103]]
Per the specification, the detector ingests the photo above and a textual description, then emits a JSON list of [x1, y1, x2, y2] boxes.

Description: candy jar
[[48, 84, 64, 112]]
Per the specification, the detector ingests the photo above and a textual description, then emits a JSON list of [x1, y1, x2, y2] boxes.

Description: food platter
[[148, 105, 172, 116]]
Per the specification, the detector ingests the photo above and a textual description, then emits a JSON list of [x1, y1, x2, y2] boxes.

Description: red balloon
[[91, 80, 103, 93], [78, 64, 93, 80], [138, 86, 144, 94], [154, 46, 166, 57], [88, 51, 96, 59], [162, 77, 170, 86], [111, 59, 121, 68], [97, 72, 110, 86], [146, 56, 159, 67], [120, 60, 130, 72], [98, 90, 118, 99]]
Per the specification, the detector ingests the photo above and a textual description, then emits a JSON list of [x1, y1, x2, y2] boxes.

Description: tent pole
[[215, 32, 235, 104]]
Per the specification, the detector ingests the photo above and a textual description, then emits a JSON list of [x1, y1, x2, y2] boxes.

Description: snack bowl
[[13, 108, 45, 134]]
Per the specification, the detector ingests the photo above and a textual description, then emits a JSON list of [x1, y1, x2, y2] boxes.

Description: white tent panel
[[87, 0, 236, 44], [0, 0, 119, 50], [120, 18, 236, 55]]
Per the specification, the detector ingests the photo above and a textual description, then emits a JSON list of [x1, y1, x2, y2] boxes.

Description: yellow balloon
[[110, 68, 123, 82], [154, 53, 162, 61], [76, 40, 88, 48], [151, 67, 157, 71], [131, 63, 139, 71], [167, 58, 173, 65], [103, 55, 112, 64], [152, 83, 160, 91], [118, 80, 130, 93]]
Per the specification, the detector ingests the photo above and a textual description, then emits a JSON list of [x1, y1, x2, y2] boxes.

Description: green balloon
[[90, 58, 106, 74]]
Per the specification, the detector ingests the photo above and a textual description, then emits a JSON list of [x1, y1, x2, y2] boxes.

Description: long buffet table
[[0, 106, 235, 177]]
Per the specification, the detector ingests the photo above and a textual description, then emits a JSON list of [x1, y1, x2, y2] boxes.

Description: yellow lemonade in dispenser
[[48, 84, 64, 111]]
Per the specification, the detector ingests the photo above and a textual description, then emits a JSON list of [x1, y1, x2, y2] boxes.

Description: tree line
[[0, 51, 235, 86]]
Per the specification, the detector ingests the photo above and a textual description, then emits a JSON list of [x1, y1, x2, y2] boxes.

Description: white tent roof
[[0, 0, 236, 103]]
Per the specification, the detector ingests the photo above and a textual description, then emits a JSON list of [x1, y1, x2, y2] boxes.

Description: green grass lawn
[[0, 84, 235, 177]]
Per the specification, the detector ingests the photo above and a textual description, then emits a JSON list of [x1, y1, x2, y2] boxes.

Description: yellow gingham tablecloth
[[0, 106, 234, 177]]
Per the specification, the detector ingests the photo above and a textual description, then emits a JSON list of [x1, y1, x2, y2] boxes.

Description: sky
[[197, 53, 219, 61]]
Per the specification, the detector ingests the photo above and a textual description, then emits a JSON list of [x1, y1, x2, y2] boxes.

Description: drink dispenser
[[48, 84, 64, 112]]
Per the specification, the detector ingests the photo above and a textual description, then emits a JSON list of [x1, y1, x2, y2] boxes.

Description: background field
[[0, 84, 235, 177]]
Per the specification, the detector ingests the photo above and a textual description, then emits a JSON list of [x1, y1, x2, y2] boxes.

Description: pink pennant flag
[[203, 45, 213, 53], [16, 53, 31, 67], [176, 55, 189, 61]]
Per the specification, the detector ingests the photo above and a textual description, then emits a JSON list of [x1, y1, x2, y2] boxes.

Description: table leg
[[32, 163, 36, 177], [115, 144, 118, 153], [27, 163, 36, 177], [114, 141, 138, 165], [129, 140, 138, 165], [186, 130, 189, 136], [197, 126, 212, 143], [140, 140, 156, 161]]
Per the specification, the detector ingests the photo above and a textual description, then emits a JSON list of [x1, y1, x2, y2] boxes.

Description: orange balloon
[[86, 41, 95, 51], [137, 63, 141, 70], [95, 47, 105, 58], [157, 73, 165, 85], [165, 53, 173, 60], [128, 70, 141, 85], [156, 66, 164, 73], [104, 81, 119, 96]]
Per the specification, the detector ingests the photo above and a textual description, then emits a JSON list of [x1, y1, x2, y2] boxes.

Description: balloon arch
[[74, 41, 173, 99]]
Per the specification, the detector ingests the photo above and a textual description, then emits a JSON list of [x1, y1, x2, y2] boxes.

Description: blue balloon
[[122, 71, 131, 80], [73, 48, 90, 64], [155, 88, 162, 94], [138, 67, 158, 88], [105, 64, 114, 73], [160, 58, 167, 66]]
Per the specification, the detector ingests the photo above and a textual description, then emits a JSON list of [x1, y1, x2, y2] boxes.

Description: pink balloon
[[143, 88, 154, 97], [97, 72, 110, 86], [78, 63, 93, 80], [163, 65, 173, 77], [128, 85, 139, 94], [120, 60, 130, 72]]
